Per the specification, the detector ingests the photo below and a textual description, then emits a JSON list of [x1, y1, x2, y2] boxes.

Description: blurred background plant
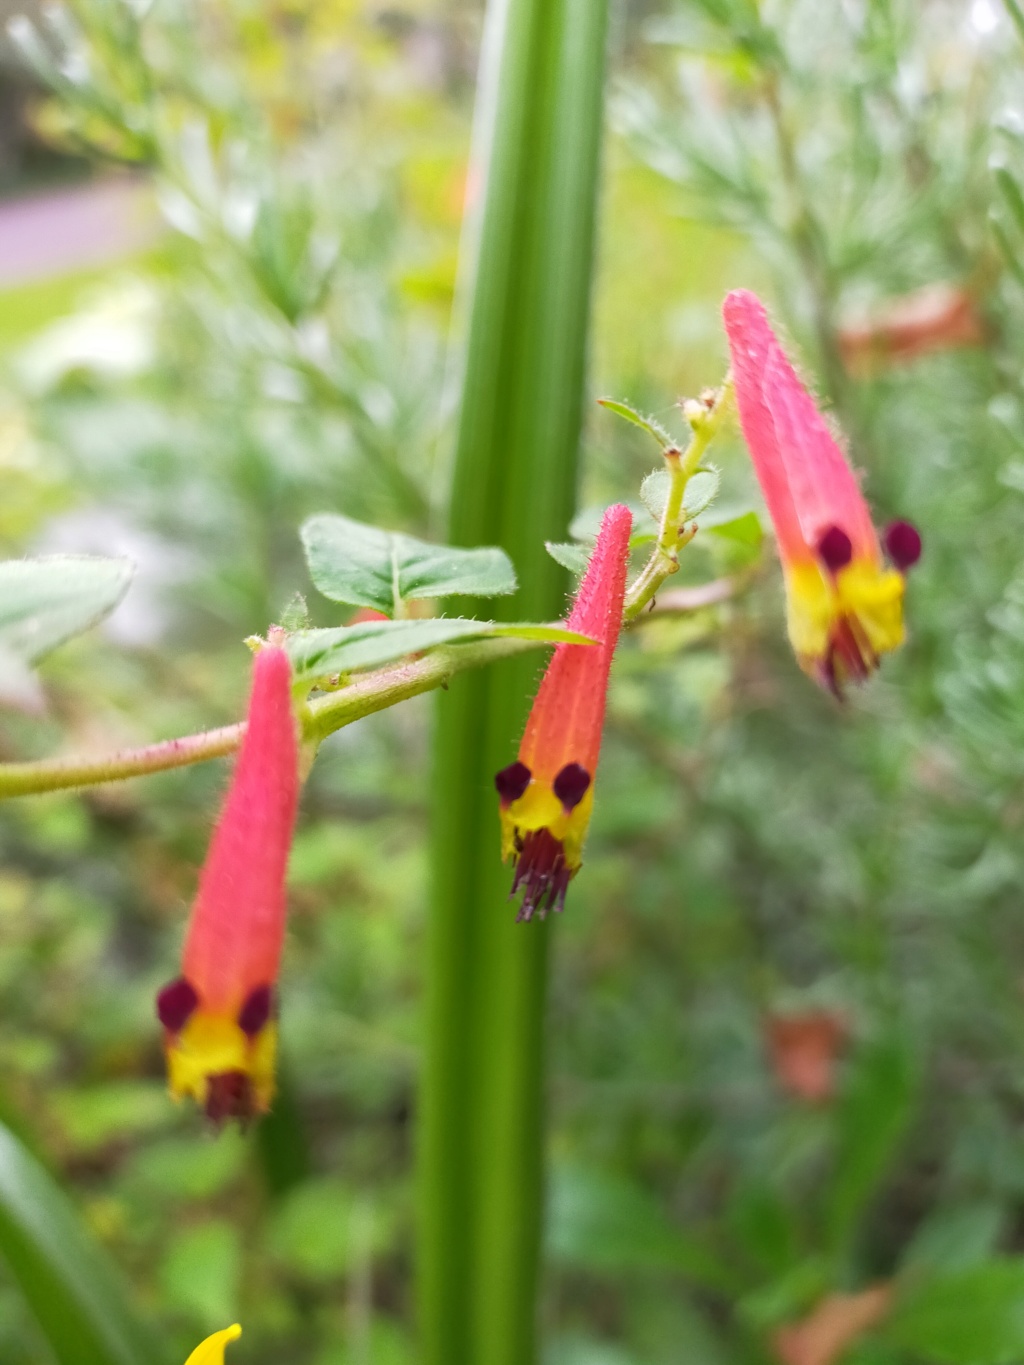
[[1, 0, 1024, 1363]]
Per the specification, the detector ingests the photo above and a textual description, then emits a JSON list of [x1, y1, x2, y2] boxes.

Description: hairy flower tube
[[186, 1326, 242, 1365], [156, 645, 299, 1124], [495, 503, 632, 921], [723, 289, 921, 694]]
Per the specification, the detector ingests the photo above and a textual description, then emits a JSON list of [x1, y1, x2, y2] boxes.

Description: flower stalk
[[0, 635, 551, 801], [623, 379, 734, 621]]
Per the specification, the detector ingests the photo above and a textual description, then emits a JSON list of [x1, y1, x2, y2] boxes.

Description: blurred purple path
[[0, 175, 159, 288]]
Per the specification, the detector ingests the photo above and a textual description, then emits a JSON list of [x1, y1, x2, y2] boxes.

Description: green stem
[[623, 378, 734, 621], [420, 0, 610, 1361], [0, 636, 542, 800]]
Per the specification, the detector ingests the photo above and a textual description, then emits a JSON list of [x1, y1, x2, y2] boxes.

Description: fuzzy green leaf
[[684, 467, 721, 518], [301, 513, 517, 615], [545, 542, 591, 575], [597, 397, 679, 449], [287, 617, 594, 682], [639, 469, 672, 522]]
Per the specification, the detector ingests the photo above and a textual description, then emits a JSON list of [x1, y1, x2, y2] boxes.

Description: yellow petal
[[184, 1324, 242, 1365]]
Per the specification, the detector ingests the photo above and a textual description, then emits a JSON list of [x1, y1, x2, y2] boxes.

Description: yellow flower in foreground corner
[[185, 1325, 242, 1365]]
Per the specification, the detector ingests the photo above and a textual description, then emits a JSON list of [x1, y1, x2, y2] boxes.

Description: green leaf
[[704, 509, 764, 546], [547, 1163, 733, 1291], [0, 1120, 167, 1365], [684, 467, 721, 518], [640, 469, 671, 522], [827, 1037, 917, 1248], [597, 397, 679, 450], [900, 1202, 1005, 1277], [885, 1260, 1024, 1365], [640, 468, 720, 526], [545, 542, 591, 575], [301, 513, 517, 615], [287, 618, 595, 681], [0, 557, 133, 706]]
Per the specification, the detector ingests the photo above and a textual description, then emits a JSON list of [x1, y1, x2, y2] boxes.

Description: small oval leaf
[[301, 514, 517, 615]]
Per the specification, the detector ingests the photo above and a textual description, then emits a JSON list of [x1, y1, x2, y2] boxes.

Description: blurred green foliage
[[1, 0, 1024, 1362]]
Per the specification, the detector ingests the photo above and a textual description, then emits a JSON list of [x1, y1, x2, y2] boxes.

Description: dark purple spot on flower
[[883, 519, 922, 571], [511, 827, 573, 922], [156, 977, 199, 1033], [238, 983, 275, 1037], [817, 525, 853, 572], [205, 1070, 255, 1127], [553, 762, 591, 812], [495, 760, 531, 804]]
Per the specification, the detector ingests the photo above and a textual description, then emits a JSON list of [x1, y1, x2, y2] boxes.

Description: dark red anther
[[553, 762, 591, 812], [495, 760, 532, 804], [816, 525, 853, 572], [511, 827, 572, 922], [883, 519, 922, 571], [156, 977, 199, 1033], [205, 1070, 254, 1125], [238, 983, 274, 1037]]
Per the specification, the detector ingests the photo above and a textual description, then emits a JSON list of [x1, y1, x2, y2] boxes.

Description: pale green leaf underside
[[287, 617, 595, 681], [0, 556, 133, 663], [301, 513, 517, 615]]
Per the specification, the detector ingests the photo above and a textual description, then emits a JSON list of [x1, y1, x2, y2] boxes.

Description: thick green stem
[[0, 636, 542, 800], [420, 1, 609, 1363]]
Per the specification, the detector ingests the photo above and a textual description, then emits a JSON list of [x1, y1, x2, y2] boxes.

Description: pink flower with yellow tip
[[723, 289, 921, 695], [495, 503, 632, 921], [185, 1325, 242, 1365], [156, 645, 299, 1124]]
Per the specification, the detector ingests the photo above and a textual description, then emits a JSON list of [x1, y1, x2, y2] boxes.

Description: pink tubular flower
[[495, 504, 632, 921], [156, 645, 299, 1124], [723, 289, 921, 694]]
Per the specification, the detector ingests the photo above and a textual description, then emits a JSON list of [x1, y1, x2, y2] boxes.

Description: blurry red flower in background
[[723, 289, 920, 695]]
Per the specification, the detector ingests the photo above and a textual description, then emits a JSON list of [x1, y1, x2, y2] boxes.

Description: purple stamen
[[495, 760, 532, 804], [156, 977, 199, 1033], [883, 519, 922, 571], [553, 762, 591, 812], [238, 983, 274, 1037], [817, 525, 853, 572], [205, 1070, 254, 1126], [511, 827, 572, 922]]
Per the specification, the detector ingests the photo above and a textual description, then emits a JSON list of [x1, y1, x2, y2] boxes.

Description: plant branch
[[0, 635, 543, 800], [623, 378, 733, 622]]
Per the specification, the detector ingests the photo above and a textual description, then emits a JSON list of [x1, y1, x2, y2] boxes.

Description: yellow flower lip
[[499, 775, 595, 921], [785, 557, 906, 697], [165, 1009, 277, 1127], [185, 1324, 242, 1365]]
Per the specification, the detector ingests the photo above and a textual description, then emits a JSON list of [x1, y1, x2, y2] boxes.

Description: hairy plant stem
[[0, 636, 544, 800], [623, 378, 734, 621]]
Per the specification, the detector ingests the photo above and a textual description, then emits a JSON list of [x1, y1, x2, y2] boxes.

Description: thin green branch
[[623, 378, 733, 621], [0, 635, 543, 801]]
